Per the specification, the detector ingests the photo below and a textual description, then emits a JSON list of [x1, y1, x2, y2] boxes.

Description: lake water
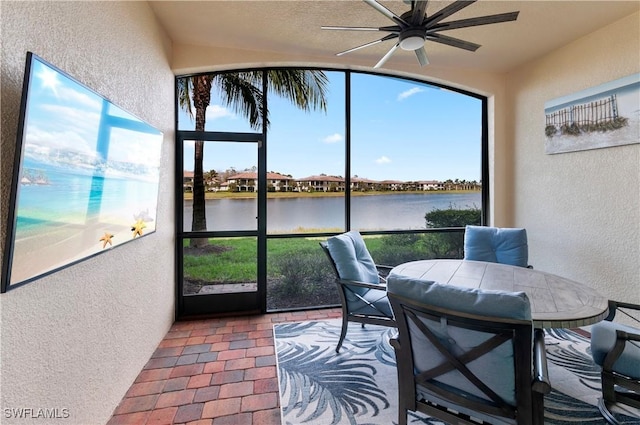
[[183, 192, 481, 233]]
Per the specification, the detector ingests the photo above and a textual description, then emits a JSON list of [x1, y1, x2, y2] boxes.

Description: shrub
[[423, 204, 481, 258], [425, 204, 481, 228], [561, 123, 581, 136], [270, 250, 334, 296], [371, 235, 431, 266]]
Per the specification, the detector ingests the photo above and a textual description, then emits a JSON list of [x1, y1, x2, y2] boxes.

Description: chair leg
[[532, 390, 545, 425], [398, 408, 407, 425], [602, 371, 617, 403], [336, 318, 348, 353], [598, 371, 622, 425], [597, 398, 621, 425]]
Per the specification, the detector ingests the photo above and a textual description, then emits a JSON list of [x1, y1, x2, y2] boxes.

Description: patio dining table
[[390, 259, 609, 329]]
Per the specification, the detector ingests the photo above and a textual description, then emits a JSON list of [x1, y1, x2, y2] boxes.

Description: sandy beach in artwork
[[8, 218, 153, 285], [545, 113, 640, 154]]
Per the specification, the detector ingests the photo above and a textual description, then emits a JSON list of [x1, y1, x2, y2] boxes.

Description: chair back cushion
[[464, 226, 529, 268], [326, 231, 379, 284], [388, 274, 532, 406], [387, 273, 532, 321], [590, 321, 640, 379]]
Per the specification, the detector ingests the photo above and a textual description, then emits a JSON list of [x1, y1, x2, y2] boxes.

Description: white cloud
[[36, 66, 61, 96], [322, 133, 343, 144], [375, 156, 391, 164], [206, 105, 235, 120], [397, 87, 424, 101]]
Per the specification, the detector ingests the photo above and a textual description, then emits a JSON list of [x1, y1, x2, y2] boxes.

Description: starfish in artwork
[[99, 232, 114, 248], [131, 219, 146, 238]]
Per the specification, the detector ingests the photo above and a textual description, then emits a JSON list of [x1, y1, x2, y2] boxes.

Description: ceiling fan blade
[[411, 1, 428, 25], [321, 25, 401, 33], [426, 33, 480, 51], [415, 47, 429, 66], [336, 34, 398, 56], [431, 11, 519, 32], [424, 0, 476, 26], [374, 43, 400, 68], [363, 0, 410, 27]]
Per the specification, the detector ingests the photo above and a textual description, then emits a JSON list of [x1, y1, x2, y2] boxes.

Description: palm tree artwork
[[178, 70, 328, 247]]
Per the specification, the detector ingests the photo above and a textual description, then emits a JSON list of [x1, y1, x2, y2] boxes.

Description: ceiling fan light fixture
[[399, 29, 426, 51]]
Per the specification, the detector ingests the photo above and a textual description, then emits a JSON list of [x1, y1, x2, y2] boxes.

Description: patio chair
[[590, 300, 640, 424], [320, 231, 396, 352], [387, 273, 551, 425], [464, 225, 530, 268]]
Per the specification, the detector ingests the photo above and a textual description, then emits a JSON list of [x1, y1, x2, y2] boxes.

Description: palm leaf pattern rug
[[274, 319, 640, 425]]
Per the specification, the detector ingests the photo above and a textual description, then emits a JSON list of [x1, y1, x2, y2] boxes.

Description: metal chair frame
[[388, 291, 551, 425], [319, 241, 396, 352], [596, 300, 640, 425]]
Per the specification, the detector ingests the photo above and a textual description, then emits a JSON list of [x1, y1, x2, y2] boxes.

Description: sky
[[180, 71, 482, 182], [23, 55, 163, 178]]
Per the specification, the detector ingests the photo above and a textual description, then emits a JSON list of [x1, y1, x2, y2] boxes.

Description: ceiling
[[148, 1, 640, 73]]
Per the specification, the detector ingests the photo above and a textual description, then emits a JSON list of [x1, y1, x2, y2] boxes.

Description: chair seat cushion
[[464, 226, 528, 268], [590, 320, 640, 378], [416, 385, 516, 425], [345, 286, 393, 318]]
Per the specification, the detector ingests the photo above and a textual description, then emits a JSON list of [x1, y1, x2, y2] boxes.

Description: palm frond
[[180, 70, 328, 132], [337, 325, 397, 367], [545, 390, 606, 423], [267, 69, 329, 113], [278, 341, 390, 424], [274, 321, 322, 339], [176, 77, 193, 120], [545, 329, 601, 386], [214, 73, 263, 130]]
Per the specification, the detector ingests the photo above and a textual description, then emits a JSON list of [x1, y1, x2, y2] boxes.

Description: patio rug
[[274, 319, 640, 425]]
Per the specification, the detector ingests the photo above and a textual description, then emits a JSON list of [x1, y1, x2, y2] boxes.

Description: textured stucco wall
[[507, 12, 640, 303], [0, 2, 175, 424]]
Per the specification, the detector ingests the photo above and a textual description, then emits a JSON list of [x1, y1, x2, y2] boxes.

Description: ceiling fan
[[322, 0, 519, 68]]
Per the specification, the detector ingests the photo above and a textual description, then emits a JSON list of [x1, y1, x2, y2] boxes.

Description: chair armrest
[[605, 300, 640, 323], [532, 329, 551, 394], [376, 265, 394, 282], [603, 328, 640, 372], [376, 265, 394, 273], [339, 278, 388, 291], [611, 301, 640, 311], [617, 329, 640, 343], [389, 337, 401, 350]]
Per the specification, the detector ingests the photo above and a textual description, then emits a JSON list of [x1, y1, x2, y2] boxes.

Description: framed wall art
[[2, 53, 163, 292], [544, 73, 640, 154]]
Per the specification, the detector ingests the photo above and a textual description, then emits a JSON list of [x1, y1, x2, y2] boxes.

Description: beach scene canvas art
[[5, 54, 162, 288], [544, 73, 640, 154]]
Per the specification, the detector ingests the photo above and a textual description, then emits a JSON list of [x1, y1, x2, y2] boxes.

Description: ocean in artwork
[[16, 157, 158, 235], [9, 156, 159, 284]]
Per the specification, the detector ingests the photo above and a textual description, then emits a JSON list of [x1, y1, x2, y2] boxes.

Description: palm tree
[[204, 169, 219, 191], [178, 70, 328, 247]]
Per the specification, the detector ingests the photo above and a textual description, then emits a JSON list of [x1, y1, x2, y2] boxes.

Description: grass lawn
[[183, 234, 412, 283]]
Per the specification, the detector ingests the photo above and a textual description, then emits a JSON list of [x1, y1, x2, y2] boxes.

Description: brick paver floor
[[108, 308, 342, 425]]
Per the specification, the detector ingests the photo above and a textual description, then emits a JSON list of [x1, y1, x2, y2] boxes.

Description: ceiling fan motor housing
[[399, 28, 427, 51]]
